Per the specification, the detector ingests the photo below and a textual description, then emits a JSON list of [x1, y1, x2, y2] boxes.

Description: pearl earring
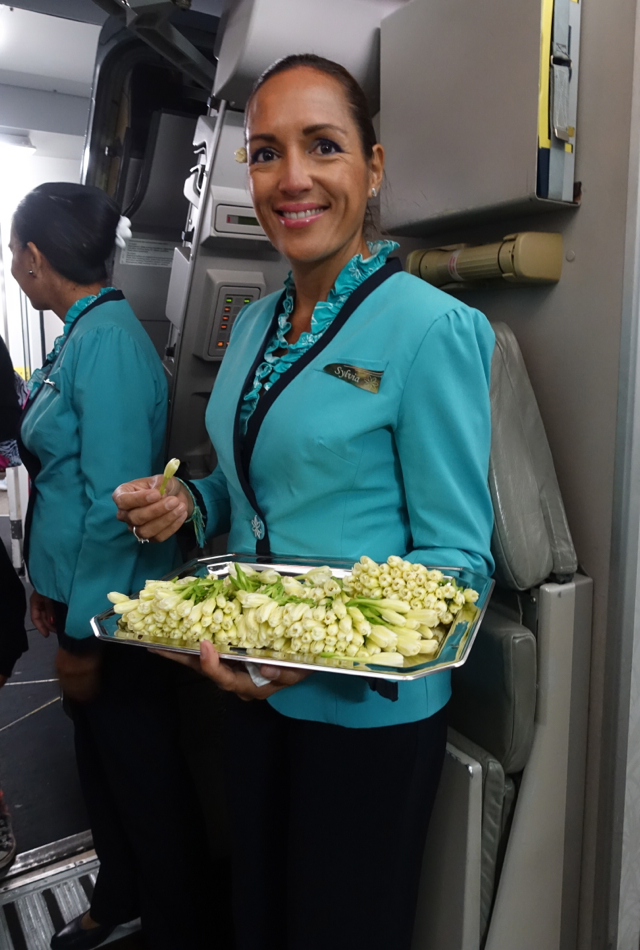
[[28, 270, 34, 275], [370, 187, 377, 198]]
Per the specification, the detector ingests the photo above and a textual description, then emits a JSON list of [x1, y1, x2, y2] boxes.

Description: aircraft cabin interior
[[0, 1, 638, 949]]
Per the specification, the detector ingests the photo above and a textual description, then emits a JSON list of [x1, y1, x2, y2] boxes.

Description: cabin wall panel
[[379, 0, 639, 945]]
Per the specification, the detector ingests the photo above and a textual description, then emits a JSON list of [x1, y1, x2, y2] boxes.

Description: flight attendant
[[114, 55, 494, 950], [10, 183, 213, 950]]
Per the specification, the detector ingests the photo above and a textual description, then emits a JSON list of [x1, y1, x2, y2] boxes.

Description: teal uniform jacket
[[193, 260, 495, 728], [21, 291, 177, 643]]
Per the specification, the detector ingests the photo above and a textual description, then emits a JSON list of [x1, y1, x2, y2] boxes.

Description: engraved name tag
[[323, 363, 384, 394]]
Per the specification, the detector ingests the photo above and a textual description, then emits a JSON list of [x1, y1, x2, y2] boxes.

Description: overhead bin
[[380, 0, 581, 234], [213, 0, 407, 111]]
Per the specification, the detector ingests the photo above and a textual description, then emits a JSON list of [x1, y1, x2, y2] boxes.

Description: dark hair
[[247, 54, 377, 160], [12, 183, 121, 285]]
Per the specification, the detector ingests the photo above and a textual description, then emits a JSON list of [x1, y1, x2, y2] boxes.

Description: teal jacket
[[21, 292, 177, 643], [192, 261, 495, 727]]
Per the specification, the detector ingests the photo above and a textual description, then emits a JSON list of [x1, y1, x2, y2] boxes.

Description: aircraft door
[[163, 107, 287, 480]]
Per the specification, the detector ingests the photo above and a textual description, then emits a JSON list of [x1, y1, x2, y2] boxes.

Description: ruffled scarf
[[240, 241, 399, 433]]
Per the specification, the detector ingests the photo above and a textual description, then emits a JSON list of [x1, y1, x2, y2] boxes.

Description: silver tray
[[91, 554, 495, 681]]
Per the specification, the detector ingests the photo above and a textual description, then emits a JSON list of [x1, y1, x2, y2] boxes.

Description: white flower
[[115, 215, 132, 249]]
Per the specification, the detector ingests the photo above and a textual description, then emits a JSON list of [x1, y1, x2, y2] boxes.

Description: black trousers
[[225, 696, 448, 950], [0, 534, 27, 678], [61, 633, 217, 950]]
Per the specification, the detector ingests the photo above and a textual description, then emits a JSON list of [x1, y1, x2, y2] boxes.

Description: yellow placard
[[538, 0, 554, 149]]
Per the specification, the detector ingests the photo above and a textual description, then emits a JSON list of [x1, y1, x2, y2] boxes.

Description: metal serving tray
[[91, 554, 494, 682]]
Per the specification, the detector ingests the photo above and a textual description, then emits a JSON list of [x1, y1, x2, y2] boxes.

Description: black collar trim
[[27, 288, 125, 407], [230, 289, 287, 559]]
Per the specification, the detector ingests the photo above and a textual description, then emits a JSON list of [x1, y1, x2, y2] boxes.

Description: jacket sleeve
[[63, 326, 167, 641], [394, 306, 495, 575], [189, 465, 232, 542]]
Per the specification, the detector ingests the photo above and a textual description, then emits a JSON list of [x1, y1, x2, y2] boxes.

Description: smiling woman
[[113, 53, 495, 950], [245, 55, 383, 319]]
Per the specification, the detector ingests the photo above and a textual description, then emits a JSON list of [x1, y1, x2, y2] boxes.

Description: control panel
[[196, 268, 266, 362], [208, 284, 261, 356]]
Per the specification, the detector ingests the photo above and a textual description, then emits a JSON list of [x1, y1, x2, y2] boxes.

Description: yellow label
[[538, 0, 554, 149]]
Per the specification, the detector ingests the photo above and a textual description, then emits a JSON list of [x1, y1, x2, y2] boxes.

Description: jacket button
[[251, 515, 265, 540]]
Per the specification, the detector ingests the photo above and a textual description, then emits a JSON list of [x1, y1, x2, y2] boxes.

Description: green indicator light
[[225, 297, 233, 303], [244, 298, 251, 303]]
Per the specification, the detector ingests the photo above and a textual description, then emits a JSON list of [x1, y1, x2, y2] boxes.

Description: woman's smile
[[276, 202, 330, 227]]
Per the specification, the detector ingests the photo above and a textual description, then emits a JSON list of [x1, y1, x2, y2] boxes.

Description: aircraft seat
[[411, 322, 592, 950], [449, 609, 536, 943]]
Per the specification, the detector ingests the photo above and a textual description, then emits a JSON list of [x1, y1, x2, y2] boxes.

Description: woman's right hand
[[31, 590, 57, 638], [152, 639, 310, 701], [112, 475, 192, 542]]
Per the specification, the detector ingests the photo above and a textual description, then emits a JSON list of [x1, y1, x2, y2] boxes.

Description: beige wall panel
[[381, 0, 639, 944]]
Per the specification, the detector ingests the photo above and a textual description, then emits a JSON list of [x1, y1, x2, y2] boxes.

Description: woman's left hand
[[152, 638, 309, 701], [55, 647, 101, 703]]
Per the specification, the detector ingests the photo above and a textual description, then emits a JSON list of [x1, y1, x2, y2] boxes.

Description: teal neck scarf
[[25, 286, 115, 402], [240, 240, 399, 433]]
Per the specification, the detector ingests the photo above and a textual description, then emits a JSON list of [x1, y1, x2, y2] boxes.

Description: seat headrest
[[489, 322, 577, 590]]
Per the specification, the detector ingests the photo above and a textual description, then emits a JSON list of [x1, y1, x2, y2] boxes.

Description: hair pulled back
[[13, 183, 121, 285], [247, 53, 377, 160]]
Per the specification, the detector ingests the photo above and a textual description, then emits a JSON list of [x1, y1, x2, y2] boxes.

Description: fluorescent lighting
[[0, 133, 35, 154]]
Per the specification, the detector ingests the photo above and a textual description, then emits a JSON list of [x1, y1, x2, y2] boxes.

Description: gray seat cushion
[[450, 606, 536, 774], [489, 322, 578, 590]]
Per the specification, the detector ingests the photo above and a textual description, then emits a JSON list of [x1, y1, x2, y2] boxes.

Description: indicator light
[[217, 342, 224, 347], [225, 297, 232, 303], [244, 298, 251, 303]]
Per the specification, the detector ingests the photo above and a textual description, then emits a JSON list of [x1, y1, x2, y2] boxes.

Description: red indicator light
[[217, 342, 224, 347]]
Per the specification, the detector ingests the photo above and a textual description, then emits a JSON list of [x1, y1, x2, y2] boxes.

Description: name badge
[[323, 363, 384, 394]]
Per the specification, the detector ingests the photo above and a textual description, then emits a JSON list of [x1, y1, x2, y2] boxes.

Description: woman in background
[[11, 183, 213, 950]]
